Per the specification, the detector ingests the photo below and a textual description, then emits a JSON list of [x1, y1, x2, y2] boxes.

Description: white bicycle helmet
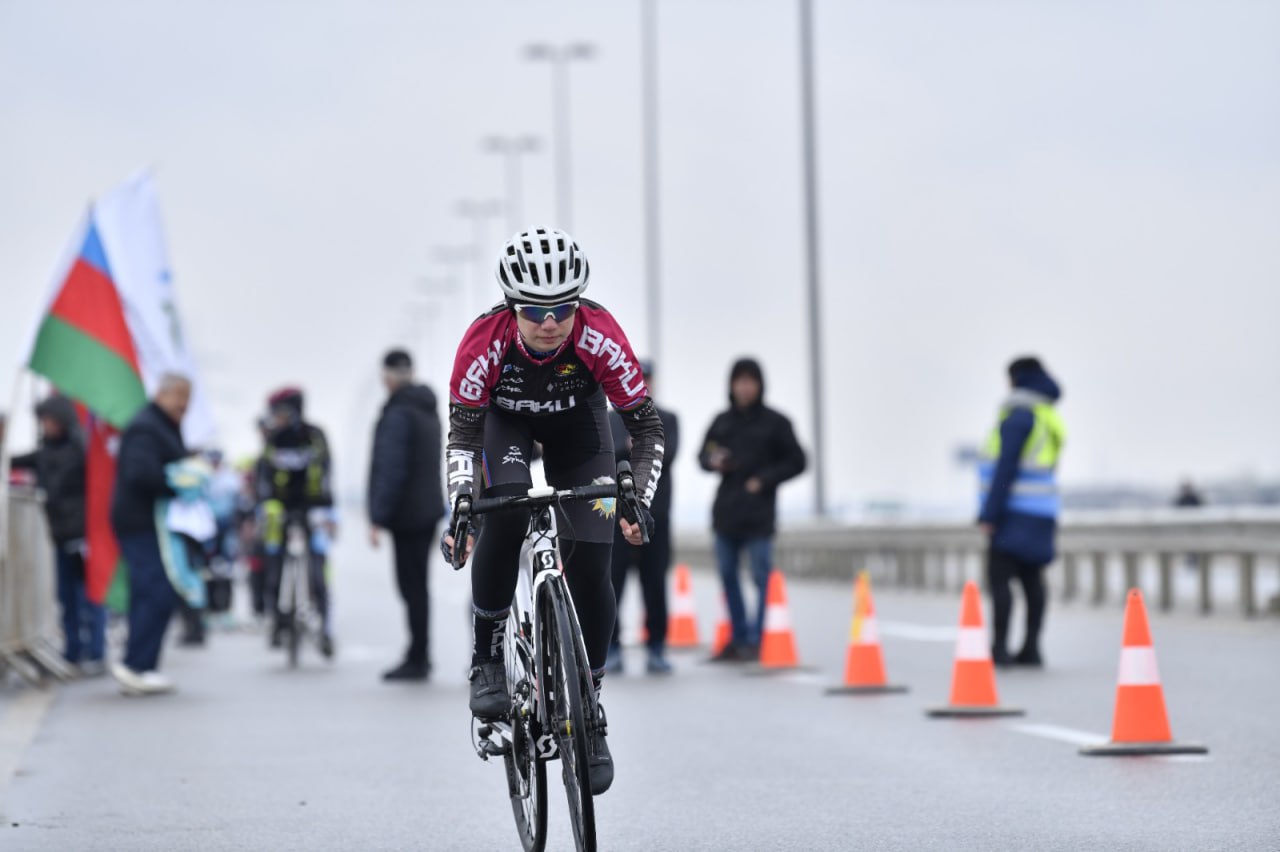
[[495, 228, 590, 305]]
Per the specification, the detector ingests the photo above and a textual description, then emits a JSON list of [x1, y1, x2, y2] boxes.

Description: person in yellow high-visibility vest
[[977, 356, 1065, 668]]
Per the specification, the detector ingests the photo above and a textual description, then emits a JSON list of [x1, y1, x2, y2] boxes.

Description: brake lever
[[617, 471, 650, 546], [451, 495, 473, 571]]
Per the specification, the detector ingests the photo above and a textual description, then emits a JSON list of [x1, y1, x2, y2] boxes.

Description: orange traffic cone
[[755, 570, 804, 671], [826, 571, 908, 695], [1080, 589, 1207, 756], [926, 580, 1023, 717], [667, 564, 701, 648], [710, 595, 732, 658]]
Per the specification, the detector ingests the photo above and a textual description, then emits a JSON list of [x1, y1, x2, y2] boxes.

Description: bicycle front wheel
[[539, 582, 596, 852], [285, 554, 303, 668], [504, 613, 547, 852]]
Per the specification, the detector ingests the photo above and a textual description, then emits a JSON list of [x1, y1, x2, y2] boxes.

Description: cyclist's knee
[[473, 603, 510, 620]]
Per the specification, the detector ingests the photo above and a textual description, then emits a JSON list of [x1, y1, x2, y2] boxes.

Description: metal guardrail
[[674, 509, 1280, 618], [1, 487, 77, 684]]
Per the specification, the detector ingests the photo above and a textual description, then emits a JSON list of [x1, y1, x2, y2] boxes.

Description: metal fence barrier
[[674, 509, 1280, 618], [1, 487, 77, 684]]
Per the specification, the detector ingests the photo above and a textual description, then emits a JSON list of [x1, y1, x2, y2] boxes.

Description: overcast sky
[[2, 0, 1278, 524]]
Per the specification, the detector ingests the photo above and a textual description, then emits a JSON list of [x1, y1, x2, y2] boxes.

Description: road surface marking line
[[1010, 722, 1108, 747], [0, 688, 56, 800], [877, 621, 957, 642]]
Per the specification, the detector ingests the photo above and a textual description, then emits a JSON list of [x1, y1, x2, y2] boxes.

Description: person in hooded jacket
[[11, 395, 104, 672], [699, 357, 807, 662], [977, 355, 1066, 668], [368, 349, 446, 682]]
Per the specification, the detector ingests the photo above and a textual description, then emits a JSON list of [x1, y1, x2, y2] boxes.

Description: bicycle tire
[[504, 614, 547, 852], [285, 552, 302, 668], [540, 582, 596, 852]]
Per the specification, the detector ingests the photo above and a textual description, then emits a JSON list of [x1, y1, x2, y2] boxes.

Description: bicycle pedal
[[477, 728, 512, 759]]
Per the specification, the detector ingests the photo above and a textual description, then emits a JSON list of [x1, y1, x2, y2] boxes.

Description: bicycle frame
[[480, 499, 592, 764], [464, 474, 642, 852]]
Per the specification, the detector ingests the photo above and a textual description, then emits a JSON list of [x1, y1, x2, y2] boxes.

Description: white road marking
[[0, 688, 56, 800], [1010, 723, 1212, 761], [1010, 722, 1109, 747], [877, 621, 957, 642]]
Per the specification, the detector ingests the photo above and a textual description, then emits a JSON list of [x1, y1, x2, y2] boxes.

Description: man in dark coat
[[110, 373, 191, 695], [605, 360, 680, 675], [11, 395, 104, 671], [699, 358, 806, 661], [368, 349, 446, 681]]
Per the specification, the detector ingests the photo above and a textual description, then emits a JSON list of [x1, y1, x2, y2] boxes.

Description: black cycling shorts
[[480, 391, 617, 544]]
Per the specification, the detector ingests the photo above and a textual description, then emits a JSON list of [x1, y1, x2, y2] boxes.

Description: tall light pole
[[640, 0, 662, 366], [524, 42, 596, 233], [413, 275, 458, 376], [483, 135, 541, 235], [456, 200, 504, 314], [799, 0, 827, 517], [433, 244, 478, 317]]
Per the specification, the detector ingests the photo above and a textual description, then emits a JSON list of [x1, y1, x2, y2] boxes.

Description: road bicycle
[[278, 509, 320, 668], [451, 462, 647, 852]]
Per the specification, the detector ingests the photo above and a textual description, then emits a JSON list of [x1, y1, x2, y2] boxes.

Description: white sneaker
[[111, 662, 147, 695], [138, 671, 176, 694]]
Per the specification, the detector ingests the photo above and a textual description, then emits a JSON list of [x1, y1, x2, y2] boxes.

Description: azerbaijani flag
[[29, 221, 147, 429], [29, 219, 147, 607], [75, 404, 131, 608]]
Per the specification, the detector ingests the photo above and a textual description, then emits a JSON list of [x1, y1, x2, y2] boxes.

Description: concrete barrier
[[674, 508, 1280, 618], [1, 486, 77, 684]]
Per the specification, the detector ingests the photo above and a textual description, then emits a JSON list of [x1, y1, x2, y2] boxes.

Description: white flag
[[93, 170, 218, 448]]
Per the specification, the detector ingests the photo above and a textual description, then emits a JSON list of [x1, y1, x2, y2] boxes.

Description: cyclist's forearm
[[619, 397, 664, 507], [446, 403, 486, 508]]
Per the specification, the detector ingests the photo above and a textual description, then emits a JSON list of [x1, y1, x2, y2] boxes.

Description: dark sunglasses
[[513, 301, 579, 324]]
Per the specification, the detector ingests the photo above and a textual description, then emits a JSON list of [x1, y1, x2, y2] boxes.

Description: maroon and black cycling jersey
[[446, 299, 665, 509]]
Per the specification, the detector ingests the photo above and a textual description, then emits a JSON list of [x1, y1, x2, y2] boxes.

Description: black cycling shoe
[[468, 659, 510, 718], [588, 703, 614, 795]]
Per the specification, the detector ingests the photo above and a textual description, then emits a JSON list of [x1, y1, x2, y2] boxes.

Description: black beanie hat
[[383, 349, 413, 369]]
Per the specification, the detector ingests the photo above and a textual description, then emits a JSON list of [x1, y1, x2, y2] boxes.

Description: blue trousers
[[714, 534, 773, 646], [117, 531, 179, 673], [55, 546, 106, 663]]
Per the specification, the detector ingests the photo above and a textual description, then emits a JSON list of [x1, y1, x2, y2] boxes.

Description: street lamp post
[[524, 42, 595, 233], [640, 0, 662, 366], [412, 275, 459, 376], [433, 244, 479, 317], [798, 0, 827, 518], [456, 200, 504, 314], [483, 135, 541, 235]]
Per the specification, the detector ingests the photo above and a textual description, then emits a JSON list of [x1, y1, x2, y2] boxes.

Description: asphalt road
[[2, 535, 1277, 851]]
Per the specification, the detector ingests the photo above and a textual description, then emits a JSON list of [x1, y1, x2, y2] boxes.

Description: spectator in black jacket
[[109, 373, 191, 695], [11, 395, 104, 672], [368, 349, 446, 681], [605, 360, 680, 675], [699, 358, 806, 662]]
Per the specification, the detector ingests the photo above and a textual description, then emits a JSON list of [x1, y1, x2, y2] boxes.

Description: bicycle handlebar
[[450, 462, 650, 570], [471, 483, 617, 515]]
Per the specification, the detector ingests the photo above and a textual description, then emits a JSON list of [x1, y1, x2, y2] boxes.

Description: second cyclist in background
[[442, 228, 664, 795], [257, 387, 338, 658]]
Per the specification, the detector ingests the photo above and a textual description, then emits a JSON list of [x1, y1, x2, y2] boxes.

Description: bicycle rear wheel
[[504, 613, 547, 852], [540, 582, 596, 852]]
